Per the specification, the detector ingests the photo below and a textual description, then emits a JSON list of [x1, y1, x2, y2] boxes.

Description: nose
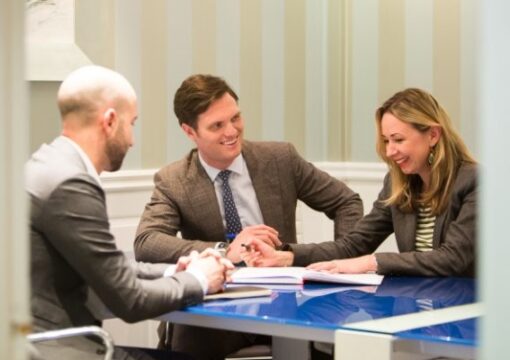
[[386, 143, 396, 158], [224, 121, 238, 136]]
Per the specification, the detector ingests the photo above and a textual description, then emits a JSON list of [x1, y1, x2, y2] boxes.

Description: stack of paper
[[230, 267, 384, 286]]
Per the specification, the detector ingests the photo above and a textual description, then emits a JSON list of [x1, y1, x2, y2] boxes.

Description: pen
[[225, 233, 237, 242]]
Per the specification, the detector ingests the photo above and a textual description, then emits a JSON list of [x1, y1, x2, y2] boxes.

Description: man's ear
[[430, 125, 442, 146], [101, 108, 118, 137], [181, 123, 197, 141]]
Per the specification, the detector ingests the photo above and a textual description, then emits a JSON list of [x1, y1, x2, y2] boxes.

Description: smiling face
[[182, 92, 243, 169], [381, 112, 440, 187]]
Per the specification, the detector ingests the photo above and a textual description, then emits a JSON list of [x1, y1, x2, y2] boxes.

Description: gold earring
[[428, 148, 435, 165]]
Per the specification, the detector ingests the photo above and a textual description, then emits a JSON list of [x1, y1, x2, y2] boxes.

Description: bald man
[[25, 65, 232, 360]]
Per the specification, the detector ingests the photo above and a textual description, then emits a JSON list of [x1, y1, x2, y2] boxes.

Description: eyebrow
[[383, 133, 404, 138]]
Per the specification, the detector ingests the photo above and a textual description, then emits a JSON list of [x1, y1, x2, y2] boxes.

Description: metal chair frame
[[27, 325, 115, 360]]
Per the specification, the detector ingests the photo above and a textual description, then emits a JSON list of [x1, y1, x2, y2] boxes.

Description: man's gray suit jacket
[[134, 140, 363, 263], [26, 136, 203, 332]]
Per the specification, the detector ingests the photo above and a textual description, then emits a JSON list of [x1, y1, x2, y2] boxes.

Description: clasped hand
[[176, 248, 234, 294]]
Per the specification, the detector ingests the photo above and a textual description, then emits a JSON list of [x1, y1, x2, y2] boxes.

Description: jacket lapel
[[183, 152, 226, 240], [243, 142, 286, 234], [395, 205, 447, 251], [433, 211, 447, 248], [394, 209, 417, 252]]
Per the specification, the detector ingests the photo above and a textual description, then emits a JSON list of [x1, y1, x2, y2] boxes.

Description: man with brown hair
[[134, 74, 363, 359]]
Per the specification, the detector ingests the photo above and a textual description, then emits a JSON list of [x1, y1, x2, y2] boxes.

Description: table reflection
[[194, 276, 475, 340]]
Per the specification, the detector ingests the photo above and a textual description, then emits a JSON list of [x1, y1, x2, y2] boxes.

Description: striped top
[[415, 206, 436, 252]]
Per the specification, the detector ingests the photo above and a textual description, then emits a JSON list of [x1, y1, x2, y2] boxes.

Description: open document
[[230, 267, 383, 286]]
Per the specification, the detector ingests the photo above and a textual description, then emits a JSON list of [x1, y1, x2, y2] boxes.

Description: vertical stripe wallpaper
[[405, 0, 433, 91], [29, 0, 478, 168], [261, 0, 285, 142], [115, 0, 142, 169], [140, 0, 169, 168], [166, 1, 194, 162], [192, 0, 217, 74], [434, 0, 461, 130], [327, 0, 348, 161], [459, 0, 477, 155], [378, 0, 405, 104], [240, 1, 263, 142], [351, 0, 379, 161], [284, 0, 306, 155], [216, 0, 241, 91], [305, 0, 328, 160]]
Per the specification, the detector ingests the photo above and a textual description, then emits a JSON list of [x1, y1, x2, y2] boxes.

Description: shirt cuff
[[163, 264, 208, 295], [185, 267, 208, 295], [163, 264, 177, 277]]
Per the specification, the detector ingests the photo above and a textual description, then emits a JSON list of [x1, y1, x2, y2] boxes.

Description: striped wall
[[29, 0, 477, 168]]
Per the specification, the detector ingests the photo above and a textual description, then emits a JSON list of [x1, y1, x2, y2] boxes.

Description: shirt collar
[[59, 135, 102, 186], [198, 152, 244, 182]]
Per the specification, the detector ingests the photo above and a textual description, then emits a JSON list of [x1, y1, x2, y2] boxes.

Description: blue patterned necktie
[[217, 170, 243, 239]]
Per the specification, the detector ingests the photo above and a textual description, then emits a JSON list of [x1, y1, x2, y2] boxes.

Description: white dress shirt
[[198, 152, 264, 230]]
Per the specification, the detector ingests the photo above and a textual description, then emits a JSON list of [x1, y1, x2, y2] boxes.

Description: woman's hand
[[240, 238, 294, 267], [307, 255, 378, 274]]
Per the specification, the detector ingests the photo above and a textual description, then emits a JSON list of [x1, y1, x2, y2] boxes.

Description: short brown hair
[[173, 74, 238, 129]]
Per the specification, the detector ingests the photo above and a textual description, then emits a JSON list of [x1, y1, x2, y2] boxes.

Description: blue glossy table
[[391, 318, 477, 359], [159, 277, 480, 359]]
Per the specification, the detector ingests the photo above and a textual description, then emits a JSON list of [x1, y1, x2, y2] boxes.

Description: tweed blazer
[[26, 137, 203, 332], [135, 141, 363, 263], [291, 163, 477, 277]]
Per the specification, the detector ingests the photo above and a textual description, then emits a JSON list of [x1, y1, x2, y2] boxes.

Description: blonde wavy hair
[[375, 88, 476, 215]]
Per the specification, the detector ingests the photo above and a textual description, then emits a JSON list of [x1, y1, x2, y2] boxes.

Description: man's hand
[[306, 255, 377, 274], [177, 249, 234, 294], [227, 225, 281, 263], [240, 238, 294, 267]]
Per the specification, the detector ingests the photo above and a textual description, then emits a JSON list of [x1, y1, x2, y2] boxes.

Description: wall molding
[[101, 169, 157, 192], [100, 162, 389, 251], [100, 162, 388, 191], [313, 161, 387, 181]]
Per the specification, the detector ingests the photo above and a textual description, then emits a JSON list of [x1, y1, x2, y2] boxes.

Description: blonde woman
[[245, 88, 477, 277]]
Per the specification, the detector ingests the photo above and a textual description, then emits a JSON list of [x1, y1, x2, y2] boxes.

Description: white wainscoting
[[100, 162, 395, 348]]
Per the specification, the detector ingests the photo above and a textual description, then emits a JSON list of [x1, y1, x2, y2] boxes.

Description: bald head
[[57, 65, 137, 124]]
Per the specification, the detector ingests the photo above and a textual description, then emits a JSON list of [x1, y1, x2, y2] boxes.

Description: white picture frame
[[26, 0, 91, 81]]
